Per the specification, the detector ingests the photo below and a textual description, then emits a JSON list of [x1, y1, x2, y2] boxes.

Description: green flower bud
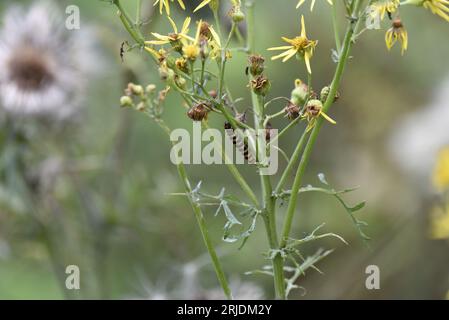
[[291, 79, 309, 106], [146, 84, 157, 94], [230, 6, 245, 23], [120, 96, 133, 108]]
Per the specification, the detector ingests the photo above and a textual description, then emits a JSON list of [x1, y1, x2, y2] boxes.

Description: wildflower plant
[[110, 0, 448, 299]]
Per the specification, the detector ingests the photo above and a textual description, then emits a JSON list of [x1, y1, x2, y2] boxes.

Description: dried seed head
[[199, 21, 212, 40], [284, 102, 301, 120], [250, 75, 271, 96], [247, 54, 265, 76], [187, 103, 210, 121], [304, 99, 323, 118]]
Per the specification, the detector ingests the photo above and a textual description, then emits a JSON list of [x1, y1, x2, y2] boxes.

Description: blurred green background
[[0, 0, 448, 299]]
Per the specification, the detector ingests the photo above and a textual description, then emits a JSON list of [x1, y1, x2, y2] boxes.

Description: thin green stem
[[332, 1, 342, 53], [114, 0, 145, 46], [176, 162, 232, 300], [274, 128, 309, 195], [246, 0, 285, 299], [136, 0, 142, 26], [280, 2, 361, 249], [149, 116, 233, 299]]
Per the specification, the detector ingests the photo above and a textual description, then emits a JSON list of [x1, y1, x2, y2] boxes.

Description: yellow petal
[[194, 0, 212, 13]]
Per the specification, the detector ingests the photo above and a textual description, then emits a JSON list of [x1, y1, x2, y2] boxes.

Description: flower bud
[[250, 75, 271, 96], [120, 96, 133, 108], [247, 54, 265, 76], [136, 102, 146, 112], [158, 65, 175, 82], [175, 76, 187, 89], [146, 84, 157, 94], [291, 79, 309, 106], [230, 6, 245, 23], [320, 86, 340, 103]]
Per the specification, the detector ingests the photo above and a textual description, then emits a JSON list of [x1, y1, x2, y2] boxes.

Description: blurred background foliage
[[0, 0, 448, 299]]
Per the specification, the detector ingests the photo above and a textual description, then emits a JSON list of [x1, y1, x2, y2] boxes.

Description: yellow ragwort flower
[[433, 147, 449, 191], [268, 15, 317, 74], [194, 0, 220, 13], [154, 0, 186, 15], [182, 20, 204, 60], [145, 16, 194, 46], [430, 205, 449, 239], [296, 0, 333, 11], [371, 0, 400, 20], [413, 0, 449, 22], [208, 24, 232, 60], [385, 18, 408, 55]]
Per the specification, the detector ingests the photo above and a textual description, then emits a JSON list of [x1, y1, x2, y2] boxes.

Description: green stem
[[280, 3, 360, 249], [246, 0, 286, 299], [114, 0, 145, 46], [274, 128, 309, 195], [153, 118, 233, 299], [332, 1, 342, 53], [176, 162, 233, 300]]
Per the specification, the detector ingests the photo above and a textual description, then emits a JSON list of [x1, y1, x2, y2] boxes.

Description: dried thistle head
[[187, 102, 210, 121], [250, 75, 271, 96]]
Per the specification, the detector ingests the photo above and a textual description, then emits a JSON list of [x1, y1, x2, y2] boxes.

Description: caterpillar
[[224, 121, 256, 164]]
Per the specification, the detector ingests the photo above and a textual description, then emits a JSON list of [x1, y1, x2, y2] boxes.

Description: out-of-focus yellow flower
[[208, 25, 231, 60], [433, 147, 449, 191], [430, 205, 449, 239], [267, 15, 317, 74], [296, 0, 333, 11], [371, 0, 400, 20], [145, 16, 194, 46], [385, 18, 408, 55], [154, 0, 185, 15], [194, 0, 219, 13], [404, 0, 449, 22]]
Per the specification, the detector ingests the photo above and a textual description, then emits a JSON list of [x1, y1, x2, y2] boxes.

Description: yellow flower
[[302, 99, 336, 132], [194, 0, 219, 13], [145, 16, 194, 47], [208, 24, 231, 60], [433, 147, 449, 191], [267, 15, 317, 74], [296, 0, 333, 11], [430, 205, 449, 239], [154, 0, 185, 15], [371, 0, 400, 20], [385, 18, 408, 55], [421, 0, 449, 22]]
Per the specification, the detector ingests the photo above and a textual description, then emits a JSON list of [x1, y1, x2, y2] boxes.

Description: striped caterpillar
[[224, 121, 256, 164]]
